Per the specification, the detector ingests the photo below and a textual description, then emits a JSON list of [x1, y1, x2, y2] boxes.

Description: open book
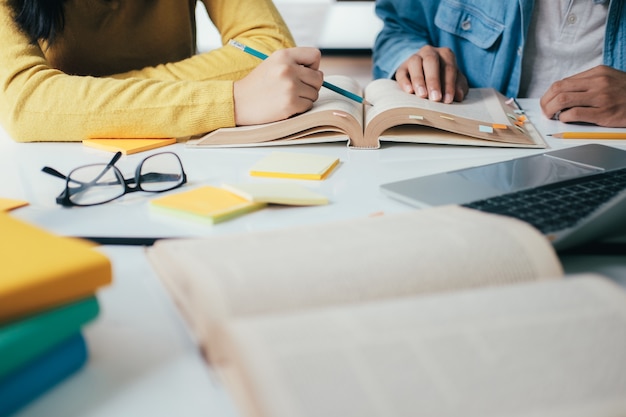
[[147, 205, 626, 417], [187, 76, 547, 149]]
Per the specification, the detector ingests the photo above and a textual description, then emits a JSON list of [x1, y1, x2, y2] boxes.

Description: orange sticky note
[[0, 198, 29, 212], [83, 138, 176, 155]]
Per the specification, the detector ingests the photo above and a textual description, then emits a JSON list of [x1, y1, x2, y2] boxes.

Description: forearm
[[2, 69, 236, 142], [372, 0, 433, 79]]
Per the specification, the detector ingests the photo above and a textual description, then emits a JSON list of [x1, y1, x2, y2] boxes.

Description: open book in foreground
[[146, 206, 626, 417], [187, 76, 547, 149]]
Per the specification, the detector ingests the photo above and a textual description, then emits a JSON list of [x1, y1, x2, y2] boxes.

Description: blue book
[[0, 333, 88, 417], [0, 297, 99, 379]]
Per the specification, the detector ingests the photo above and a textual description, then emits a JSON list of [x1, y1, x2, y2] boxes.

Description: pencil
[[228, 39, 372, 106], [549, 132, 626, 139]]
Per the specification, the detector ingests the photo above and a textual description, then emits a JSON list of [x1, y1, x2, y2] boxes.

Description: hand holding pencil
[[230, 40, 371, 126], [231, 43, 324, 126]]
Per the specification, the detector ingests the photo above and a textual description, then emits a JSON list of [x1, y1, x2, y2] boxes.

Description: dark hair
[[8, 0, 66, 44]]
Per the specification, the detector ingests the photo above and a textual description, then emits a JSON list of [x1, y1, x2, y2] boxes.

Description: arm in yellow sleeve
[[110, 0, 295, 81], [0, 0, 295, 142]]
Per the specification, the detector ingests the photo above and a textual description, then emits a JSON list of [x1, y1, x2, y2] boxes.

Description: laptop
[[380, 144, 626, 251]]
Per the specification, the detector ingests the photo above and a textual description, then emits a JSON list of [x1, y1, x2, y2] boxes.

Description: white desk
[[2, 100, 626, 417]]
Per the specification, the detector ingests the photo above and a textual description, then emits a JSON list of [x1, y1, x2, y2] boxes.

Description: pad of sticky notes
[[83, 138, 176, 155], [249, 152, 339, 180], [150, 186, 266, 224], [223, 183, 329, 206]]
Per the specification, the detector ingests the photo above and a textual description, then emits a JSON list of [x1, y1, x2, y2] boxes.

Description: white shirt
[[519, 0, 609, 98]]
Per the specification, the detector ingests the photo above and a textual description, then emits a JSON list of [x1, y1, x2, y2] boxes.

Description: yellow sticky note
[[222, 183, 329, 206], [83, 138, 176, 155], [150, 186, 266, 224], [249, 152, 339, 180], [0, 198, 29, 212]]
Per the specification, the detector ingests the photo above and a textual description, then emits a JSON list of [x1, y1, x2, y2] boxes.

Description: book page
[[147, 205, 563, 357], [188, 76, 364, 147], [363, 80, 543, 148], [223, 275, 626, 417], [365, 80, 510, 124], [378, 125, 546, 149]]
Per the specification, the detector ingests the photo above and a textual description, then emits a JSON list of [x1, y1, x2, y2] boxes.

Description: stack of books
[[0, 213, 112, 416]]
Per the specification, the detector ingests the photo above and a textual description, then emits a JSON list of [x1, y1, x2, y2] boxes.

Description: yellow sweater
[[0, 0, 295, 142]]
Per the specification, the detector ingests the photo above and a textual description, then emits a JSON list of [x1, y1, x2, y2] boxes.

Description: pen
[[228, 39, 372, 106], [548, 132, 626, 140]]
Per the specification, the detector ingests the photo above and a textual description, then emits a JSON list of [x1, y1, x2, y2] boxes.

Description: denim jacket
[[373, 0, 626, 97]]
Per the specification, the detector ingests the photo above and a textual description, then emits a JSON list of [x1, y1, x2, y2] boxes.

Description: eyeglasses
[[42, 151, 187, 207]]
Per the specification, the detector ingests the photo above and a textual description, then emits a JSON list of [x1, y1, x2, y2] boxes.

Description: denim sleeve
[[372, 0, 525, 96], [372, 0, 439, 79], [604, 0, 626, 71]]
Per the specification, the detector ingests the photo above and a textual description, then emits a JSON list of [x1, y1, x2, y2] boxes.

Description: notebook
[[380, 144, 626, 250]]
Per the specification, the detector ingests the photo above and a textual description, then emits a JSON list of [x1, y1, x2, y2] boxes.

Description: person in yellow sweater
[[0, 0, 324, 142]]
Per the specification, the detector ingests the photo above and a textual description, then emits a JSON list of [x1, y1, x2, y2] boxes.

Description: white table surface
[[2, 100, 626, 417]]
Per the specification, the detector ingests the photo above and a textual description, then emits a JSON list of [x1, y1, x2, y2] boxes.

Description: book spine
[[0, 297, 99, 379], [0, 333, 88, 417]]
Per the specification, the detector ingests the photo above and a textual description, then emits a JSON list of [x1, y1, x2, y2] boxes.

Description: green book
[[0, 297, 99, 379]]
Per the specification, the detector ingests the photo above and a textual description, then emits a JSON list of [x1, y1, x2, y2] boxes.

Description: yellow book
[[83, 138, 176, 155], [150, 186, 266, 224], [249, 152, 339, 180], [0, 213, 112, 323], [222, 183, 329, 206]]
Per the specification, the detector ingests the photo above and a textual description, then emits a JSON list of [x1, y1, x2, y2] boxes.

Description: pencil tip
[[363, 100, 373, 106]]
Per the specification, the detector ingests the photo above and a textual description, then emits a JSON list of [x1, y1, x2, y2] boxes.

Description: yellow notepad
[[83, 138, 177, 155], [249, 152, 340, 180], [222, 183, 329, 206], [0, 198, 28, 212], [150, 186, 266, 224], [0, 213, 112, 322]]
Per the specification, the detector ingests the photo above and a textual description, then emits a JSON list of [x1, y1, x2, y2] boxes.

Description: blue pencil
[[228, 39, 372, 106]]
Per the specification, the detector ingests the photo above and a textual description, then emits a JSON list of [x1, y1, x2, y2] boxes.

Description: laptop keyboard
[[462, 167, 626, 235]]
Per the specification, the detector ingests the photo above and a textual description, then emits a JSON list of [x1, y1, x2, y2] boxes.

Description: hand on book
[[233, 47, 324, 126], [394, 45, 469, 104]]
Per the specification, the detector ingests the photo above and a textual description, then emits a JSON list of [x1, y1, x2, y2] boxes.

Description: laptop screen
[[456, 154, 603, 193]]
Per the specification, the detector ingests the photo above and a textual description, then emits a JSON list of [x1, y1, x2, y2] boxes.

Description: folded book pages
[[188, 76, 546, 149]]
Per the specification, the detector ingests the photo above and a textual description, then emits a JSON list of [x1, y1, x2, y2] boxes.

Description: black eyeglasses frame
[[42, 151, 187, 207]]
